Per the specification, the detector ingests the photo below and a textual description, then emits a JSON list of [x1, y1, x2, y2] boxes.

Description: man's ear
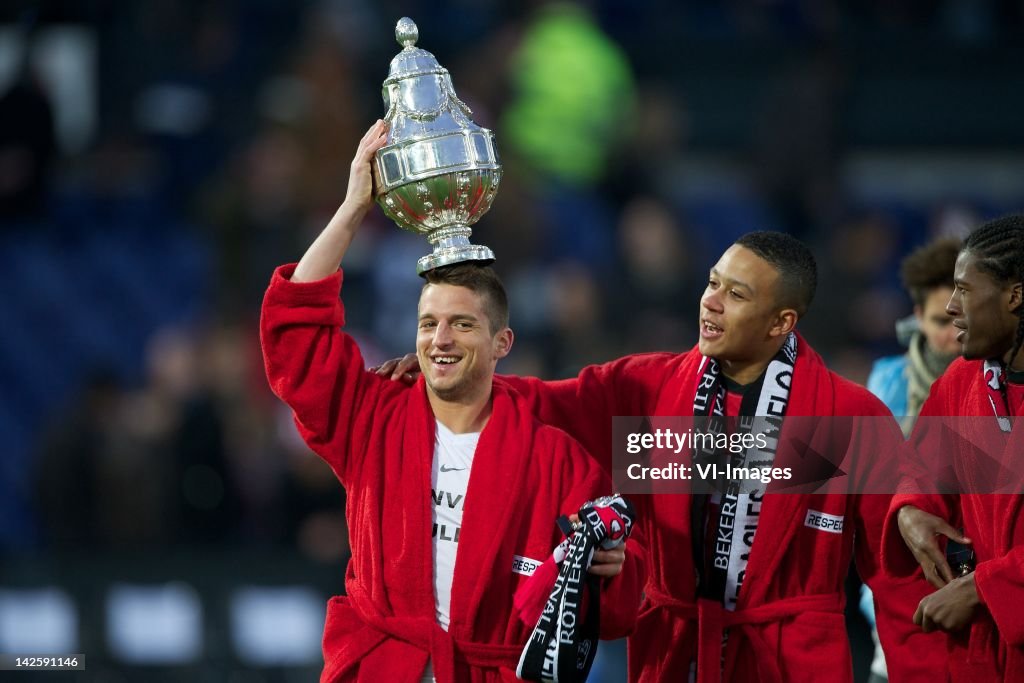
[[1009, 281, 1023, 314], [770, 309, 798, 338], [494, 328, 514, 359]]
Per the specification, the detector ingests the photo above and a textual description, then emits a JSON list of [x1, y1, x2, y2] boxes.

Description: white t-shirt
[[422, 420, 479, 682], [431, 420, 478, 629]]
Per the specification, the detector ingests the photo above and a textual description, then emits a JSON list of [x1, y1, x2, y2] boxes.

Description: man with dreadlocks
[[884, 215, 1024, 680]]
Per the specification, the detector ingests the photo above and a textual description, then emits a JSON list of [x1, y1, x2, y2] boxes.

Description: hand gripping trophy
[[373, 17, 502, 275]]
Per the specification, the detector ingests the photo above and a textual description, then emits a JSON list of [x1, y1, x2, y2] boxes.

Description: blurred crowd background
[[1, 0, 1023, 680]]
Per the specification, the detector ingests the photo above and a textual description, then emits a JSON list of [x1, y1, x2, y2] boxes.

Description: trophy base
[[417, 245, 495, 275]]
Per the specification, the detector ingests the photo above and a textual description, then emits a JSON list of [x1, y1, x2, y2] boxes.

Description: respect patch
[[511, 554, 541, 576], [804, 510, 844, 534]]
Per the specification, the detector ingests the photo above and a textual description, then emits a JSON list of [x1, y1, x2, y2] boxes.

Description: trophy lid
[[385, 18, 446, 85]]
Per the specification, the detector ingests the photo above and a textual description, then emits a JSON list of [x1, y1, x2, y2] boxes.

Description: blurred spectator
[[751, 45, 845, 238], [802, 212, 906, 382], [275, 406, 348, 564], [606, 84, 690, 205], [0, 65, 56, 223], [93, 327, 210, 546], [34, 369, 120, 548], [204, 123, 308, 315], [502, 2, 635, 188], [541, 261, 619, 376], [610, 195, 697, 353], [867, 236, 962, 434], [500, 3, 635, 270]]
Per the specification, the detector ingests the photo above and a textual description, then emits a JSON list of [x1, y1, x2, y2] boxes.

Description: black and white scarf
[[517, 495, 635, 683], [690, 333, 797, 609]]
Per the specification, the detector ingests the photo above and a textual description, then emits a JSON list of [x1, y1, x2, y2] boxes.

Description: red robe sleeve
[[881, 385, 958, 579], [599, 523, 649, 639], [501, 355, 657, 637], [500, 353, 676, 469], [975, 543, 1024, 646], [260, 263, 400, 486]]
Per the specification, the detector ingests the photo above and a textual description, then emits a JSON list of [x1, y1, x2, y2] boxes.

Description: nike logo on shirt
[[440, 464, 466, 473]]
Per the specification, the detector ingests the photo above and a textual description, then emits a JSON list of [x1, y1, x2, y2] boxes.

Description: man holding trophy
[[260, 19, 644, 682]]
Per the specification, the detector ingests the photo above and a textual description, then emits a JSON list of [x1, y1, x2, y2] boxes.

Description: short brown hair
[[900, 237, 962, 307], [422, 263, 509, 334]]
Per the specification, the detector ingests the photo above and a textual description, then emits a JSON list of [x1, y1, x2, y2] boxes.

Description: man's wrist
[[340, 198, 372, 219], [950, 573, 983, 606], [324, 201, 369, 241], [959, 572, 980, 607]]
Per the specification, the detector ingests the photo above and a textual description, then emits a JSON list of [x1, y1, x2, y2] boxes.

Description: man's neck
[[1004, 345, 1024, 374], [721, 373, 756, 394], [428, 391, 492, 434], [720, 340, 786, 386], [721, 361, 768, 387]]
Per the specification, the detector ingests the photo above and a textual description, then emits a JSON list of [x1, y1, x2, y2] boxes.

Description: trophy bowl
[[373, 17, 502, 275]]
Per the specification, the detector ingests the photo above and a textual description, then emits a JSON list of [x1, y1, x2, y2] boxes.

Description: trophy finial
[[395, 17, 418, 48]]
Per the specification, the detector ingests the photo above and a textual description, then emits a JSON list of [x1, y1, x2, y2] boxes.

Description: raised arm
[[293, 120, 387, 282], [260, 121, 396, 484]]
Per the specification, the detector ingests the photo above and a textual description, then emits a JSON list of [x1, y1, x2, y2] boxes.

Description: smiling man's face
[[417, 283, 511, 403]]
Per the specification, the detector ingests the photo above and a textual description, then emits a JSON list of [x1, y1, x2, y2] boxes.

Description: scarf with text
[[516, 495, 635, 683], [690, 333, 797, 609]]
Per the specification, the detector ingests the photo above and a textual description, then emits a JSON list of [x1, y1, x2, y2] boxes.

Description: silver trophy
[[373, 17, 501, 275]]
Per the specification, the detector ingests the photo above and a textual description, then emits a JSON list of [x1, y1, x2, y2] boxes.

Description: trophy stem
[[426, 225, 473, 247], [418, 225, 495, 275]]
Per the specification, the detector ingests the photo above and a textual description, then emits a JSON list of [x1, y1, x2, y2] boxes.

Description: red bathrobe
[[260, 264, 645, 683], [501, 335, 946, 682], [883, 357, 1024, 681]]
